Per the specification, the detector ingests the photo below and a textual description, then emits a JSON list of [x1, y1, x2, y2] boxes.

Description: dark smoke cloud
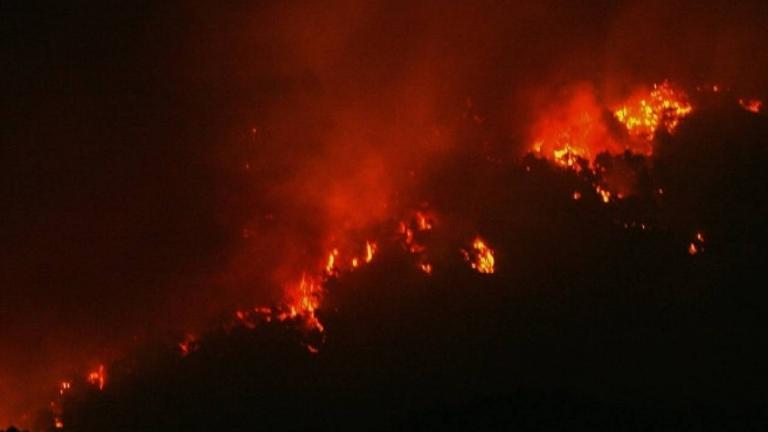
[[2, 0, 767, 426]]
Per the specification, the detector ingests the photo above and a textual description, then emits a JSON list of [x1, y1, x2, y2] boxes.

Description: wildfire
[[529, 81, 695, 205], [228, 238, 381, 356], [399, 211, 434, 254], [415, 211, 433, 231], [530, 82, 647, 172], [614, 81, 693, 140], [399, 211, 434, 248], [688, 231, 705, 256], [551, 144, 587, 171], [595, 185, 612, 203], [31, 77, 740, 430], [419, 262, 433, 275], [179, 333, 199, 357], [87, 365, 106, 391], [463, 237, 495, 274], [325, 241, 377, 275], [397, 210, 438, 276], [325, 248, 339, 276], [739, 98, 763, 113], [399, 223, 419, 252], [365, 241, 377, 263], [286, 274, 324, 332]]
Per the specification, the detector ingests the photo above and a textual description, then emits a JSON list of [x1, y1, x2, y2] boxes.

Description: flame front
[[38, 77, 753, 429], [286, 274, 324, 333], [614, 81, 693, 140]]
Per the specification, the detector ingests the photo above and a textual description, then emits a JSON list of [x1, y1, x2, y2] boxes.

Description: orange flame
[[178, 333, 199, 357], [325, 248, 339, 276], [365, 241, 377, 263], [614, 81, 693, 140], [464, 237, 495, 274], [688, 231, 705, 255], [530, 84, 621, 170], [595, 185, 612, 203], [419, 262, 433, 275], [415, 211, 433, 231], [286, 274, 324, 333], [87, 365, 106, 391], [399, 211, 434, 255], [739, 98, 762, 113]]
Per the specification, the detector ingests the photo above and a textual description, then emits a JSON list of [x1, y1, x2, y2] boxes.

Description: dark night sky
[[2, 0, 768, 427]]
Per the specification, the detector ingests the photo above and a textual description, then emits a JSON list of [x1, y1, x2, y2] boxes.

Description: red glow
[[739, 98, 763, 113], [532, 82, 694, 172], [531, 84, 622, 169], [87, 365, 106, 391]]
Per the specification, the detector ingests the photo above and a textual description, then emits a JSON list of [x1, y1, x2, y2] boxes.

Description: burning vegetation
[[462, 237, 496, 274], [4, 1, 768, 431], [614, 81, 693, 140], [27, 79, 768, 430]]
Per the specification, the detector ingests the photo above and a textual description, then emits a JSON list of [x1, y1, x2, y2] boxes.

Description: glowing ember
[[415, 211, 433, 231], [688, 231, 705, 255], [614, 81, 693, 140], [595, 185, 611, 203], [463, 237, 495, 274], [419, 262, 433, 275], [54, 417, 64, 429], [365, 241, 377, 263], [87, 365, 106, 391], [178, 333, 199, 357], [323, 240, 378, 276], [399, 223, 415, 250], [572, 191, 582, 200], [58, 381, 71, 396], [739, 98, 762, 113]]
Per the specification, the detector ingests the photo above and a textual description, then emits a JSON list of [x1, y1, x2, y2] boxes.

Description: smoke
[[2, 0, 768, 427], [44, 101, 768, 429]]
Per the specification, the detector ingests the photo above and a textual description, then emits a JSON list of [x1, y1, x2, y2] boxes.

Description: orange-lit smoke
[[530, 81, 694, 170], [5, 0, 768, 428]]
